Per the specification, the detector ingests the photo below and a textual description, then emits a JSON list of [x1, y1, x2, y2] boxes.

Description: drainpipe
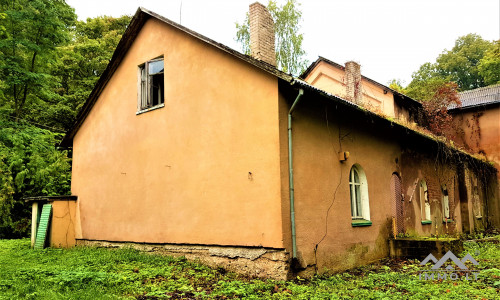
[[288, 88, 304, 259]]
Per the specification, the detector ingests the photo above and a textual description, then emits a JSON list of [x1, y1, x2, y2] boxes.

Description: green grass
[[0, 237, 499, 299]]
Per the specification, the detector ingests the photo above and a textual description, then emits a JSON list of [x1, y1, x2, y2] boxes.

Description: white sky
[[66, 0, 499, 85]]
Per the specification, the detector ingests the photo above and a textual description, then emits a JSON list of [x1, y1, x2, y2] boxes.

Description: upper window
[[349, 164, 370, 221], [420, 180, 431, 221], [138, 57, 164, 111]]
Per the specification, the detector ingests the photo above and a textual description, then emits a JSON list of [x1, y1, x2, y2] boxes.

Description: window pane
[[350, 183, 355, 217], [150, 73, 164, 106], [353, 169, 359, 183], [141, 67, 148, 108], [443, 195, 450, 218], [149, 60, 164, 75], [355, 184, 361, 217]]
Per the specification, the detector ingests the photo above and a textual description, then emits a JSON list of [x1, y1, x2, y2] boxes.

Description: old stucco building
[[448, 84, 500, 231], [32, 3, 498, 279]]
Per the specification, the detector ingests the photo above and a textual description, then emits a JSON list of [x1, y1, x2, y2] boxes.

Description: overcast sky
[[66, 0, 499, 85]]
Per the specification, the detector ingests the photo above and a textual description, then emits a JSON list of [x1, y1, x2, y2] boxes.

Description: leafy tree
[[0, 4, 130, 237], [436, 34, 493, 90], [405, 63, 449, 101], [0, 0, 76, 119], [478, 40, 500, 86], [235, 0, 308, 75], [405, 34, 497, 102], [0, 116, 71, 238], [388, 79, 406, 94], [45, 15, 130, 131]]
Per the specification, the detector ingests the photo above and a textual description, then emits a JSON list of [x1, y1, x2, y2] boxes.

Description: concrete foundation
[[76, 239, 290, 280], [389, 238, 464, 260]]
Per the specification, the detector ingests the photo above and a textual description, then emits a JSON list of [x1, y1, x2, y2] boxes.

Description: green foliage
[[478, 40, 500, 85], [406, 63, 449, 101], [405, 34, 498, 102], [388, 79, 407, 94], [0, 0, 76, 119], [1, 237, 499, 299], [436, 34, 493, 90], [0, 117, 71, 238], [235, 0, 308, 76], [235, 13, 250, 55], [0, 3, 129, 238], [49, 15, 130, 131]]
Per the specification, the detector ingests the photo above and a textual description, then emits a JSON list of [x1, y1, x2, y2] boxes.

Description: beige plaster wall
[[72, 18, 283, 248], [50, 201, 77, 248], [302, 61, 396, 117], [303, 61, 347, 98], [452, 106, 500, 169], [287, 99, 401, 273], [451, 106, 500, 229]]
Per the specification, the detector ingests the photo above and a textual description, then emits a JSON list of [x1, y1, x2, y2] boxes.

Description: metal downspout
[[288, 88, 304, 259]]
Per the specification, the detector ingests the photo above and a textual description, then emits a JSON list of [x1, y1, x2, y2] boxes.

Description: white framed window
[[349, 164, 370, 221], [420, 180, 431, 221], [442, 184, 450, 220], [138, 57, 164, 112]]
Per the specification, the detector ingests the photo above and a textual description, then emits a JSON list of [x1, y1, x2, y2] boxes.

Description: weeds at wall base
[[1, 237, 499, 299]]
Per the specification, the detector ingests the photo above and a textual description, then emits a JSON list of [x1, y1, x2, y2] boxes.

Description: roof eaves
[[139, 8, 292, 82], [449, 99, 500, 112], [290, 79, 491, 169]]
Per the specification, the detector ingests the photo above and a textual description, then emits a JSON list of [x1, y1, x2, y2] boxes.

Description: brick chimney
[[345, 61, 362, 104], [249, 2, 276, 66]]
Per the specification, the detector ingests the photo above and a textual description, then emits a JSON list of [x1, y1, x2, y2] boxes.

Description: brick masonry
[[345, 61, 362, 104], [249, 2, 276, 66]]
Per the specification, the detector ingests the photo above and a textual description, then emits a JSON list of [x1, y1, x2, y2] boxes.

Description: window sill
[[421, 220, 432, 225], [351, 220, 372, 227], [136, 103, 165, 115]]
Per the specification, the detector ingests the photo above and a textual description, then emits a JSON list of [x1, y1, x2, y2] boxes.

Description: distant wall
[[451, 104, 500, 229], [302, 60, 396, 117], [280, 91, 482, 275], [451, 105, 500, 169]]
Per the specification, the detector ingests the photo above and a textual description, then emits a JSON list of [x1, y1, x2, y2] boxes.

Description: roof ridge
[[459, 83, 500, 95]]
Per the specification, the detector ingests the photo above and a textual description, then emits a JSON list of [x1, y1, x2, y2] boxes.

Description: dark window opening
[[139, 58, 164, 110]]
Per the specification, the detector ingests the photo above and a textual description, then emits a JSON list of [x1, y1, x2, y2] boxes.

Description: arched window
[[420, 180, 431, 222], [349, 164, 370, 221]]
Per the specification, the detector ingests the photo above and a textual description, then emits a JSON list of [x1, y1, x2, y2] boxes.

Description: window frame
[[137, 57, 165, 113], [442, 184, 450, 220], [349, 164, 370, 224], [419, 179, 431, 223]]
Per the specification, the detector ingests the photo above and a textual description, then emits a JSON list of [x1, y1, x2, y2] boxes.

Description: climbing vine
[[421, 82, 461, 137]]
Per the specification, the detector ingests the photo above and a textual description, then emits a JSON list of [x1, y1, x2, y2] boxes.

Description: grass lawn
[[0, 237, 499, 299]]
